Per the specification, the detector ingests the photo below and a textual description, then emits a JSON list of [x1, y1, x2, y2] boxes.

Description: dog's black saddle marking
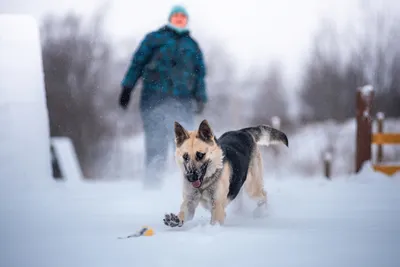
[[216, 130, 255, 201]]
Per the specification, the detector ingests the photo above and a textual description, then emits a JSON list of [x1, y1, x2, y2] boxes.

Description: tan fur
[[175, 130, 223, 180], [172, 120, 268, 227], [245, 148, 267, 206], [176, 186, 201, 222], [210, 162, 231, 225], [178, 195, 191, 222]]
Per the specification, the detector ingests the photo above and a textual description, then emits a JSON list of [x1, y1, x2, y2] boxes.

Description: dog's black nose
[[186, 172, 198, 182]]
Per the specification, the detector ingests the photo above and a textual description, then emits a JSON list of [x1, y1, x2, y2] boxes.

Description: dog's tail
[[242, 125, 289, 147]]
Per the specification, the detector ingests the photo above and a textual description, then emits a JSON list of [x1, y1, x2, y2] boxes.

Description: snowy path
[[1, 169, 400, 267]]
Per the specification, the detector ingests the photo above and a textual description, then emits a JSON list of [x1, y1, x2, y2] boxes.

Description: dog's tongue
[[192, 180, 201, 188]]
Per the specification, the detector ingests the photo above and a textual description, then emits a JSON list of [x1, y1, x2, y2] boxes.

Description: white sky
[[1, 0, 361, 81]]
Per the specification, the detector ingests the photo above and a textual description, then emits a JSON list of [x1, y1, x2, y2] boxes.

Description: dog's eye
[[182, 153, 190, 162], [196, 152, 205, 161]]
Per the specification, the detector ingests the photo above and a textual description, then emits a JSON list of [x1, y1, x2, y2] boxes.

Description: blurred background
[[1, 0, 399, 179]]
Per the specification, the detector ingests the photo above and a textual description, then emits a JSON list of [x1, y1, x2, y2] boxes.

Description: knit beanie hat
[[168, 5, 189, 21]]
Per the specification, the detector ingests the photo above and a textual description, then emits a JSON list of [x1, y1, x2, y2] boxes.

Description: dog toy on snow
[[118, 226, 154, 239]]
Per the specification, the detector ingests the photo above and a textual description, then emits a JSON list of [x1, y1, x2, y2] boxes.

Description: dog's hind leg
[[244, 149, 268, 217], [210, 162, 231, 225]]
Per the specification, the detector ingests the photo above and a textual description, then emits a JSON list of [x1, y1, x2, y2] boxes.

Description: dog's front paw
[[163, 213, 183, 228]]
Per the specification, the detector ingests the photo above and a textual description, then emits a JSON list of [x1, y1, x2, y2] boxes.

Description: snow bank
[[0, 162, 399, 267], [0, 15, 51, 180]]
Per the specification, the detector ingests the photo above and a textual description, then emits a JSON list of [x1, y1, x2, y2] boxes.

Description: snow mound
[[0, 167, 399, 267], [0, 14, 51, 180]]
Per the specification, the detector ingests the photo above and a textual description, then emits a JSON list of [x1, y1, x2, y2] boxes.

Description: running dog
[[163, 119, 288, 227]]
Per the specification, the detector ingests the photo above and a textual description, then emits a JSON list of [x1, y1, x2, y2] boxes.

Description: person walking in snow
[[119, 5, 208, 188]]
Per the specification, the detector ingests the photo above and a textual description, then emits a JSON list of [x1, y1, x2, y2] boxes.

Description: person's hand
[[119, 87, 132, 110], [195, 100, 205, 114]]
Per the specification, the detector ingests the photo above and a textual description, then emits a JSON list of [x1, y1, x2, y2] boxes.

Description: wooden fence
[[355, 86, 400, 176]]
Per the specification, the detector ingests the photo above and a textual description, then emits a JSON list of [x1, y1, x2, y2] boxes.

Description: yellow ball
[[143, 227, 154, 236]]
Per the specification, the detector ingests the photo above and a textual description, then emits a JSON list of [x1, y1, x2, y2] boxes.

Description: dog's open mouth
[[185, 161, 208, 189], [192, 178, 203, 188]]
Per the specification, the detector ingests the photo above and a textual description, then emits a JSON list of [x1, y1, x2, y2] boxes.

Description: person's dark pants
[[140, 94, 195, 188]]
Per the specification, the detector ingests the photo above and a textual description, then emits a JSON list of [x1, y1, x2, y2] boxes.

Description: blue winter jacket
[[121, 25, 208, 109]]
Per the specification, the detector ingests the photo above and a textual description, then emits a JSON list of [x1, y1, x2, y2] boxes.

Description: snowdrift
[[0, 162, 399, 267], [0, 14, 51, 180]]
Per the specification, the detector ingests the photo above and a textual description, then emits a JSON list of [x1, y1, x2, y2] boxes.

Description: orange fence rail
[[372, 133, 400, 145], [371, 131, 400, 176], [355, 87, 400, 176], [372, 165, 400, 176]]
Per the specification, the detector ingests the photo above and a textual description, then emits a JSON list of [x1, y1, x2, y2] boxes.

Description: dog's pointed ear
[[174, 121, 189, 147], [197, 119, 214, 143]]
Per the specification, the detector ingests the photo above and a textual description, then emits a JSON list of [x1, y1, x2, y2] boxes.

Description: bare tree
[[298, 19, 362, 122], [300, 2, 400, 122], [251, 61, 290, 127], [41, 8, 118, 177], [353, 2, 400, 117]]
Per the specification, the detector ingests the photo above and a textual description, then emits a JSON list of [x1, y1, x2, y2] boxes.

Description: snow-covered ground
[[1, 163, 400, 267], [0, 14, 51, 179]]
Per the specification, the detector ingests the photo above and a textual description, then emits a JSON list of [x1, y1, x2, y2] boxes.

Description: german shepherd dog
[[163, 119, 288, 227]]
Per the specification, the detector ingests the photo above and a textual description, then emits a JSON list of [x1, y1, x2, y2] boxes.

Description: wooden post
[[355, 85, 374, 173], [323, 151, 332, 179], [50, 144, 62, 179], [376, 112, 385, 163]]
